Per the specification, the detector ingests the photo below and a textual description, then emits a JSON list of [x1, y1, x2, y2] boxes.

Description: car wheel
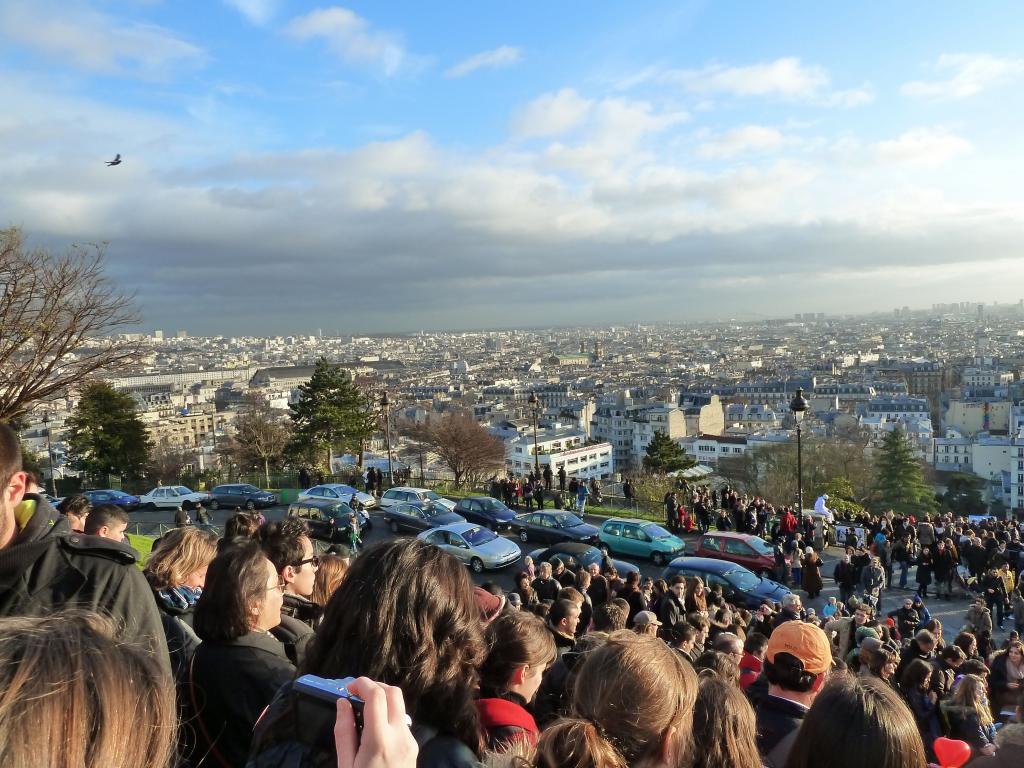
[[470, 557, 485, 574], [146, 502, 157, 510], [518, 529, 529, 543], [651, 551, 665, 566], [245, 500, 256, 510], [390, 520, 400, 534], [208, 499, 219, 511]]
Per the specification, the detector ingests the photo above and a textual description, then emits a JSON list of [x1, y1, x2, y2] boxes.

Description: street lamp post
[[527, 391, 540, 477], [381, 391, 394, 486], [42, 413, 56, 497], [789, 387, 808, 526]]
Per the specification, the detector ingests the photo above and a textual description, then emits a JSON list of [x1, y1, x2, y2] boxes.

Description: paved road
[[128, 505, 1010, 643]]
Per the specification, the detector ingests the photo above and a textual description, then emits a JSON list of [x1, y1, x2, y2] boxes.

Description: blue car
[[661, 557, 791, 609], [451, 496, 518, 531], [83, 489, 141, 511], [383, 500, 465, 534]]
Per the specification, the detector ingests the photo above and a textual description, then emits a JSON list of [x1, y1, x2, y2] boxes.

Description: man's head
[[764, 621, 832, 704], [587, 562, 601, 578], [549, 598, 581, 638], [670, 621, 697, 651], [914, 629, 936, 654], [257, 518, 318, 598], [631, 610, 662, 636], [782, 593, 802, 613], [903, 598, 914, 611], [538, 561, 552, 579], [83, 504, 129, 543], [0, 423, 27, 547], [592, 599, 628, 632], [551, 558, 565, 575], [713, 631, 743, 663], [57, 495, 92, 533]]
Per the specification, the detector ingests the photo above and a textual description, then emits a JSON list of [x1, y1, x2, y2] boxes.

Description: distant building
[[505, 428, 614, 480]]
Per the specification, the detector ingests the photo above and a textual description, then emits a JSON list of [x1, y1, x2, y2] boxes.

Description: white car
[[378, 486, 456, 512], [298, 483, 378, 509], [140, 485, 211, 510]]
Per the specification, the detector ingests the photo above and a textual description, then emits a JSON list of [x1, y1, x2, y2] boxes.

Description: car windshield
[[748, 537, 774, 555], [110, 491, 130, 499], [464, 527, 498, 546], [239, 485, 260, 493], [644, 524, 673, 539], [575, 548, 602, 567], [174, 486, 192, 495], [553, 513, 583, 528], [424, 491, 443, 502], [421, 503, 444, 518], [725, 569, 761, 592], [481, 498, 506, 511], [336, 485, 355, 494]]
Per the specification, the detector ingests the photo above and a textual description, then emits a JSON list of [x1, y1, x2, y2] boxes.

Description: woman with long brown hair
[[535, 631, 697, 768], [690, 675, 761, 768]]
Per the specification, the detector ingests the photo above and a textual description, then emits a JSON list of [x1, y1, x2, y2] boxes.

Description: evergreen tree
[[642, 431, 695, 474], [288, 359, 376, 470], [66, 381, 150, 483], [873, 427, 937, 518], [941, 473, 987, 517]]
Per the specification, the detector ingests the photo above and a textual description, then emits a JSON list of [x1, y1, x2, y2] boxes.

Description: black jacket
[[0, 494, 169, 675], [152, 588, 201, 681], [659, 593, 685, 630], [186, 630, 296, 768], [755, 694, 806, 761]]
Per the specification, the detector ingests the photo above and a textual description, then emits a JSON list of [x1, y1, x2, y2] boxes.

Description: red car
[[693, 532, 775, 576]]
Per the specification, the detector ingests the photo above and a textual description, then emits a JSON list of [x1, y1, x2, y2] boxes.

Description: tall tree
[[148, 438, 197, 485], [940, 473, 987, 517], [873, 427, 938, 518], [411, 415, 505, 488], [288, 359, 376, 470], [642, 431, 696, 474], [66, 382, 150, 483], [225, 394, 291, 486], [0, 228, 140, 422]]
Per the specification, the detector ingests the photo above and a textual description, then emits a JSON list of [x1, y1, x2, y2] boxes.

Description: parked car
[[288, 498, 371, 544], [139, 485, 211, 510], [418, 523, 521, 573], [662, 557, 791, 609], [378, 486, 457, 512], [510, 510, 600, 546], [82, 489, 142, 511], [298, 483, 378, 509], [451, 496, 517, 531], [208, 484, 277, 510], [382, 500, 465, 534], [528, 542, 640, 578], [693, 532, 776, 576], [598, 517, 686, 566]]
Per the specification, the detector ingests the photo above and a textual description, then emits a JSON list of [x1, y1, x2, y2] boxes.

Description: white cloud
[[668, 57, 829, 98], [511, 88, 594, 138], [825, 83, 876, 107], [223, 0, 278, 26], [902, 53, 1024, 100], [284, 6, 405, 76], [697, 125, 792, 159], [0, 1, 206, 79], [873, 128, 972, 168], [444, 45, 521, 78]]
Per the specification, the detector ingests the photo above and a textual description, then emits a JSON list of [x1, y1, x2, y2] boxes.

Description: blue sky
[[3, 1, 1024, 333]]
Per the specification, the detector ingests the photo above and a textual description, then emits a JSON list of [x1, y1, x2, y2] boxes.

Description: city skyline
[[4, 2, 1024, 334]]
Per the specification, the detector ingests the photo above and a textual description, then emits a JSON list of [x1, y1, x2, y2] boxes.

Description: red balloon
[[933, 737, 971, 768]]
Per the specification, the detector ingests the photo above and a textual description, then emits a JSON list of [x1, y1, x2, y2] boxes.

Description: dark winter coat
[[186, 630, 296, 768], [0, 494, 169, 675], [755, 695, 806, 762]]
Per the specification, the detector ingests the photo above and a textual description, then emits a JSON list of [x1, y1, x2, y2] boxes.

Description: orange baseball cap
[[765, 621, 832, 675]]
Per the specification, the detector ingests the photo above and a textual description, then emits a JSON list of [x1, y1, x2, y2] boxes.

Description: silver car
[[298, 483, 378, 509], [418, 522, 522, 573]]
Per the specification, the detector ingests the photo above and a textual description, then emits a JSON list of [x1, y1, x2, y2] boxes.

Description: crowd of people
[[2, 421, 1024, 768]]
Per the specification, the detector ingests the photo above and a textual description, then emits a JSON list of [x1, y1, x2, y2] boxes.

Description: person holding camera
[[754, 621, 833, 768]]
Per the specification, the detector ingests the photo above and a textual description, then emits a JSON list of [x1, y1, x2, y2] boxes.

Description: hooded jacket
[[0, 494, 169, 675], [966, 723, 1024, 768]]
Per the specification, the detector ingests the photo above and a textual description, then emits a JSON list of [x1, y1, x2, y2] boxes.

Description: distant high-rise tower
[[977, 303, 984, 320]]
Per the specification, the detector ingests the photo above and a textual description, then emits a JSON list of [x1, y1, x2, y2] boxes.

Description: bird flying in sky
[[106, 154, 121, 166]]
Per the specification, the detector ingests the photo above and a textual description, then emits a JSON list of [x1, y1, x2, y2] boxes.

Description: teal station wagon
[[598, 517, 686, 566]]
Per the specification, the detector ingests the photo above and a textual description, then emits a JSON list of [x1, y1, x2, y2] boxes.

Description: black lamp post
[[381, 391, 394, 485], [527, 391, 540, 476], [42, 413, 56, 497], [789, 387, 808, 525]]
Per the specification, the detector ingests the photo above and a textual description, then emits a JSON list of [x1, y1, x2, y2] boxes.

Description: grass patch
[[127, 533, 155, 569]]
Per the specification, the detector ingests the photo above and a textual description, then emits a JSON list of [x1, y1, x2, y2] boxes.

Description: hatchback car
[[299, 483, 377, 509], [288, 498, 371, 543], [528, 542, 640, 578], [599, 517, 686, 566], [82, 489, 142, 511], [140, 485, 211, 510], [510, 510, 600, 546], [451, 496, 517, 531], [694, 532, 775, 576], [661, 557, 791, 609], [378, 486, 457, 512], [383, 500, 465, 534], [208, 484, 277, 510], [418, 523, 522, 573]]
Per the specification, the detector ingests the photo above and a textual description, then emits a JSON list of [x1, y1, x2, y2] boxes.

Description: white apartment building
[[1011, 432, 1024, 512], [590, 391, 686, 471], [686, 434, 749, 464], [961, 368, 1014, 389], [931, 436, 973, 472], [505, 428, 614, 480]]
